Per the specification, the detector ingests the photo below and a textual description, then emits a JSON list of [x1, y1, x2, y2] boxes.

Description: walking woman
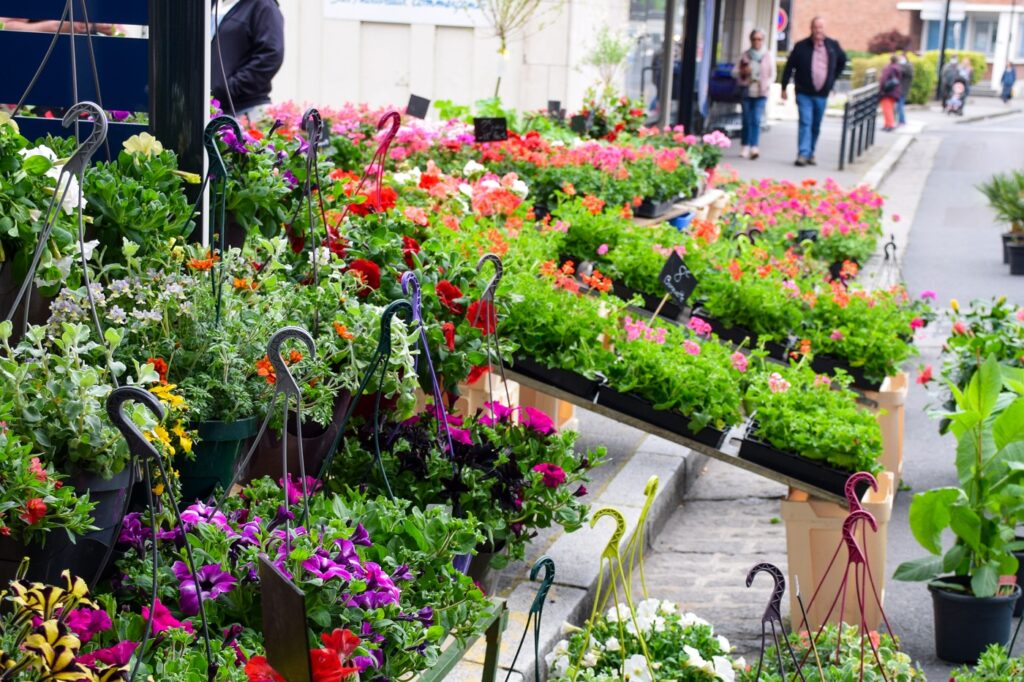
[[736, 29, 774, 159], [879, 55, 902, 132]]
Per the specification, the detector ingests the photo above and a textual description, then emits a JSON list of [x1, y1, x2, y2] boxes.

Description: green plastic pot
[[176, 416, 259, 503]]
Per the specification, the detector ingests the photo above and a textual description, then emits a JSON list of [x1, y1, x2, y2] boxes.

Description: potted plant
[[977, 170, 1024, 265], [894, 356, 1024, 663], [950, 644, 1024, 680]]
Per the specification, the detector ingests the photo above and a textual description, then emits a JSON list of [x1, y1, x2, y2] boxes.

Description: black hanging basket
[[595, 386, 727, 449], [634, 197, 678, 219], [510, 356, 600, 401], [737, 429, 870, 499]]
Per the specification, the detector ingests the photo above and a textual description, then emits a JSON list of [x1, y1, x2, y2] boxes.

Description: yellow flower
[[150, 383, 186, 410], [0, 111, 19, 133], [950, 298, 959, 313], [123, 132, 164, 157], [172, 422, 193, 454], [152, 482, 165, 496], [146, 425, 175, 456]]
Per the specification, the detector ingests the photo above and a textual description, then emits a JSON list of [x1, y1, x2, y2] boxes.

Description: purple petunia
[[117, 512, 151, 551], [303, 550, 354, 582], [180, 502, 231, 532], [479, 401, 514, 427], [172, 561, 237, 616], [350, 523, 372, 547]]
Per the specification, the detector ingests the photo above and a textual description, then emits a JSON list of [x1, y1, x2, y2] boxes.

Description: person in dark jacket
[[897, 51, 914, 126], [1001, 63, 1017, 104], [780, 16, 847, 167], [879, 55, 902, 132], [211, 0, 284, 121]]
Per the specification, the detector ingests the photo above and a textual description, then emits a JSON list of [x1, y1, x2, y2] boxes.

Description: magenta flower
[[683, 340, 701, 356], [830, 329, 844, 341], [573, 485, 588, 497], [730, 351, 748, 373], [919, 290, 937, 300], [449, 427, 474, 446], [77, 641, 138, 668], [303, 550, 355, 582], [65, 607, 112, 643], [172, 562, 237, 616], [910, 317, 925, 329], [280, 474, 322, 506], [520, 406, 555, 435], [687, 317, 712, 337], [596, 243, 610, 256], [479, 400, 514, 427], [350, 523, 372, 547], [180, 502, 230, 532], [533, 463, 566, 488], [140, 598, 194, 635]]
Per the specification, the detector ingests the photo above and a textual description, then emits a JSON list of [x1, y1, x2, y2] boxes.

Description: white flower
[[462, 159, 486, 177], [605, 603, 628, 623], [659, 600, 678, 615], [391, 167, 421, 185], [716, 634, 731, 652], [622, 654, 652, 682], [19, 145, 57, 162], [683, 645, 707, 669], [480, 179, 501, 190], [0, 110, 19, 132], [581, 649, 600, 668], [544, 639, 571, 678], [604, 636, 621, 652], [733, 657, 747, 670], [45, 167, 86, 215], [509, 178, 529, 198], [458, 183, 473, 198], [680, 612, 710, 628], [636, 599, 660, 621], [123, 132, 163, 157], [651, 616, 666, 632], [713, 655, 736, 682]]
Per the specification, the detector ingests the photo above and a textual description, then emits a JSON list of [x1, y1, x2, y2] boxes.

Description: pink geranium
[[141, 598, 194, 635], [730, 351, 748, 373], [683, 340, 701, 356]]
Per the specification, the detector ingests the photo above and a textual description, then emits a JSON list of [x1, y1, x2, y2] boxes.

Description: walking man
[[897, 51, 914, 126], [781, 16, 847, 167]]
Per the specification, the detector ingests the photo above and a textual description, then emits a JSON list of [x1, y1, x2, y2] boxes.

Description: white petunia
[[19, 145, 57, 162], [733, 656, 747, 670], [581, 649, 600, 668], [713, 655, 736, 682], [45, 167, 87, 215], [716, 634, 731, 652], [622, 654, 652, 682], [683, 645, 707, 669], [604, 636, 621, 652]]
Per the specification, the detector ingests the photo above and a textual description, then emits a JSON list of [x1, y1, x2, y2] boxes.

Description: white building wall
[[272, 0, 630, 111]]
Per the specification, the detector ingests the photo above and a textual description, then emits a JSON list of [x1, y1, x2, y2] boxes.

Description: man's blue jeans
[[896, 96, 907, 125], [741, 96, 767, 146], [796, 93, 828, 159]]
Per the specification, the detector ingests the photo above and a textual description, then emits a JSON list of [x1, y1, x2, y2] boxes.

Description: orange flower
[[581, 195, 606, 216], [233, 277, 258, 290], [798, 339, 812, 355], [727, 260, 743, 281], [289, 350, 303, 364], [148, 357, 169, 384], [256, 356, 276, 384], [187, 251, 220, 271], [620, 204, 633, 219], [540, 260, 557, 277], [561, 182, 576, 196], [333, 322, 354, 340], [559, 260, 576, 276], [582, 270, 613, 293]]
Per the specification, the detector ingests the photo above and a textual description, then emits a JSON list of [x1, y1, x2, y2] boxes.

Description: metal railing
[[838, 81, 880, 171]]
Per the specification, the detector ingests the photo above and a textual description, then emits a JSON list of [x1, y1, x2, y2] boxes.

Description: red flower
[[466, 300, 497, 334], [916, 365, 934, 385], [348, 259, 382, 297], [436, 280, 465, 315], [466, 365, 489, 385], [419, 172, 441, 190], [310, 648, 358, 682], [348, 185, 397, 216], [327, 236, 348, 260], [148, 357, 169, 384], [245, 656, 285, 682], [20, 498, 47, 525], [442, 322, 456, 351], [402, 236, 421, 269], [581, 195, 606, 215], [321, 629, 361, 659]]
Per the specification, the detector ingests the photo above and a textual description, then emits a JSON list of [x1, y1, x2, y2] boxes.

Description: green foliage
[[977, 170, 1024, 227], [851, 52, 937, 105], [951, 644, 1024, 680], [923, 49, 988, 83], [895, 356, 1024, 597]]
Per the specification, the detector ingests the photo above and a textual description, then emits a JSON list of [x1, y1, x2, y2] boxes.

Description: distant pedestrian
[[735, 28, 775, 160], [211, 0, 285, 122], [781, 16, 848, 167], [1000, 63, 1016, 104], [879, 55, 902, 132], [940, 55, 959, 106], [957, 59, 974, 97], [897, 51, 914, 126]]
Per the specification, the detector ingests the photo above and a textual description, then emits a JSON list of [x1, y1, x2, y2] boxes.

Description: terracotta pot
[[781, 472, 894, 631]]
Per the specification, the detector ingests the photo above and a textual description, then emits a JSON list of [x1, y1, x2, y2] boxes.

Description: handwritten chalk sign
[[259, 555, 312, 682], [659, 251, 698, 306], [796, 228, 818, 242], [570, 112, 594, 135], [407, 94, 431, 119], [547, 100, 564, 122], [473, 117, 508, 142]]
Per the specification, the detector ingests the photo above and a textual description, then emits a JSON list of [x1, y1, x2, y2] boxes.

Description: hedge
[[850, 53, 936, 105], [921, 50, 987, 82]]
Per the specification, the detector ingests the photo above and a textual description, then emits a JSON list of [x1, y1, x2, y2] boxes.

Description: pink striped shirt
[[811, 41, 828, 91]]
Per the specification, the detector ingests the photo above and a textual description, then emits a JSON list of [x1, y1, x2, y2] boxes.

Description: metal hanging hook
[[106, 386, 166, 462], [844, 472, 878, 513], [747, 562, 786, 626], [203, 115, 242, 181], [302, 107, 324, 147], [267, 326, 317, 401], [529, 556, 556, 615], [842, 509, 878, 565], [591, 508, 627, 561], [477, 253, 504, 303], [62, 101, 108, 176]]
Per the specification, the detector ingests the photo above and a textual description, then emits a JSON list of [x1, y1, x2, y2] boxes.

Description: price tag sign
[[796, 228, 818, 242], [659, 251, 698, 306], [547, 100, 564, 122], [259, 555, 312, 682], [473, 117, 509, 142], [570, 112, 593, 135], [406, 94, 431, 119]]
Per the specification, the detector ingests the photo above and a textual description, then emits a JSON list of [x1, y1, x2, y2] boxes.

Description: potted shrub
[[977, 170, 1024, 265], [894, 356, 1024, 663]]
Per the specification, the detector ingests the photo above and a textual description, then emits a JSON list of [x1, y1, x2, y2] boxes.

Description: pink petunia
[[532, 463, 566, 488], [520, 406, 555, 435]]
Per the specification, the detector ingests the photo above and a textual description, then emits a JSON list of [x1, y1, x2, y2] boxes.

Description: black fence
[[838, 82, 880, 171]]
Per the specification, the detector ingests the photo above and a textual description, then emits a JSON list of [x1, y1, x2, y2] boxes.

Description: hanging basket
[[176, 416, 260, 503]]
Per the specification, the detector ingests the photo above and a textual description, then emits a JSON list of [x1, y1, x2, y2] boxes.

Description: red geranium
[[347, 185, 397, 217], [402, 236, 421, 269], [310, 648, 358, 682], [436, 280, 465, 315], [466, 365, 488, 385], [348, 259, 382, 297], [441, 322, 456, 351], [466, 300, 497, 334], [20, 498, 47, 525], [321, 629, 360, 658], [147, 357, 168, 384], [245, 656, 285, 682]]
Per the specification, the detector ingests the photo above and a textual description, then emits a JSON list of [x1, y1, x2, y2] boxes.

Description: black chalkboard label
[[473, 117, 508, 142], [659, 251, 698, 306], [547, 100, 564, 122], [797, 228, 818, 242], [259, 555, 312, 682], [570, 114, 590, 134], [407, 94, 431, 119]]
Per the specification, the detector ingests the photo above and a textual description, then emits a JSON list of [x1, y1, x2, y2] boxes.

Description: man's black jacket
[[781, 36, 847, 97], [211, 0, 284, 113]]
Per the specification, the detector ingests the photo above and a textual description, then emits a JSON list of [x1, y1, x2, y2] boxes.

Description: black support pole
[[677, 0, 701, 130], [149, 0, 209, 183], [935, 0, 952, 101], [657, 0, 678, 129]]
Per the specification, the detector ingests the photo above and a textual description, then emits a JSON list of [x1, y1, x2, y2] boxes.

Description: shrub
[[868, 30, 912, 54], [922, 49, 987, 82], [851, 53, 936, 104]]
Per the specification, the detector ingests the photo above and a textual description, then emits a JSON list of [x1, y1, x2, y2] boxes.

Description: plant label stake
[[503, 556, 556, 682], [259, 554, 314, 682], [746, 562, 805, 681], [547, 100, 565, 122], [474, 117, 509, 143], [107, 386, 217, 682], [406, 94, 431, 119], [659, 251, 698, 307]]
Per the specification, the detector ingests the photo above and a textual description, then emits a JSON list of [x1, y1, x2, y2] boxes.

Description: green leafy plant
[[978, 170, 1024, 230], [894, 356, 1024, 597], [950, 644, 1024, 680]]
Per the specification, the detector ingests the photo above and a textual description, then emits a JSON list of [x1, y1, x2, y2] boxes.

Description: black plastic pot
[[634, 197, 677, 219], [809, 353, 881, 391], [595, 386, 727, 449], [0, 467, 134, 586], [1001, 232, 1017, 264], [1014, 545, 1024, 617], [0, 261, 52, 346], [930, 576, 1021, 664], [1008, 240, 1024, 276], [690, 308, 789, 361], [176, 416, 260, 503], [246, 390, 354, 483], [510, 356, 600, 401], [737, 430, 870, 499], [611, 280, 684, 320]]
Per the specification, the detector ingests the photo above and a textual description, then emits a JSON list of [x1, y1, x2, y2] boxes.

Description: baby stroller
[[946, 80, 966, 116]]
